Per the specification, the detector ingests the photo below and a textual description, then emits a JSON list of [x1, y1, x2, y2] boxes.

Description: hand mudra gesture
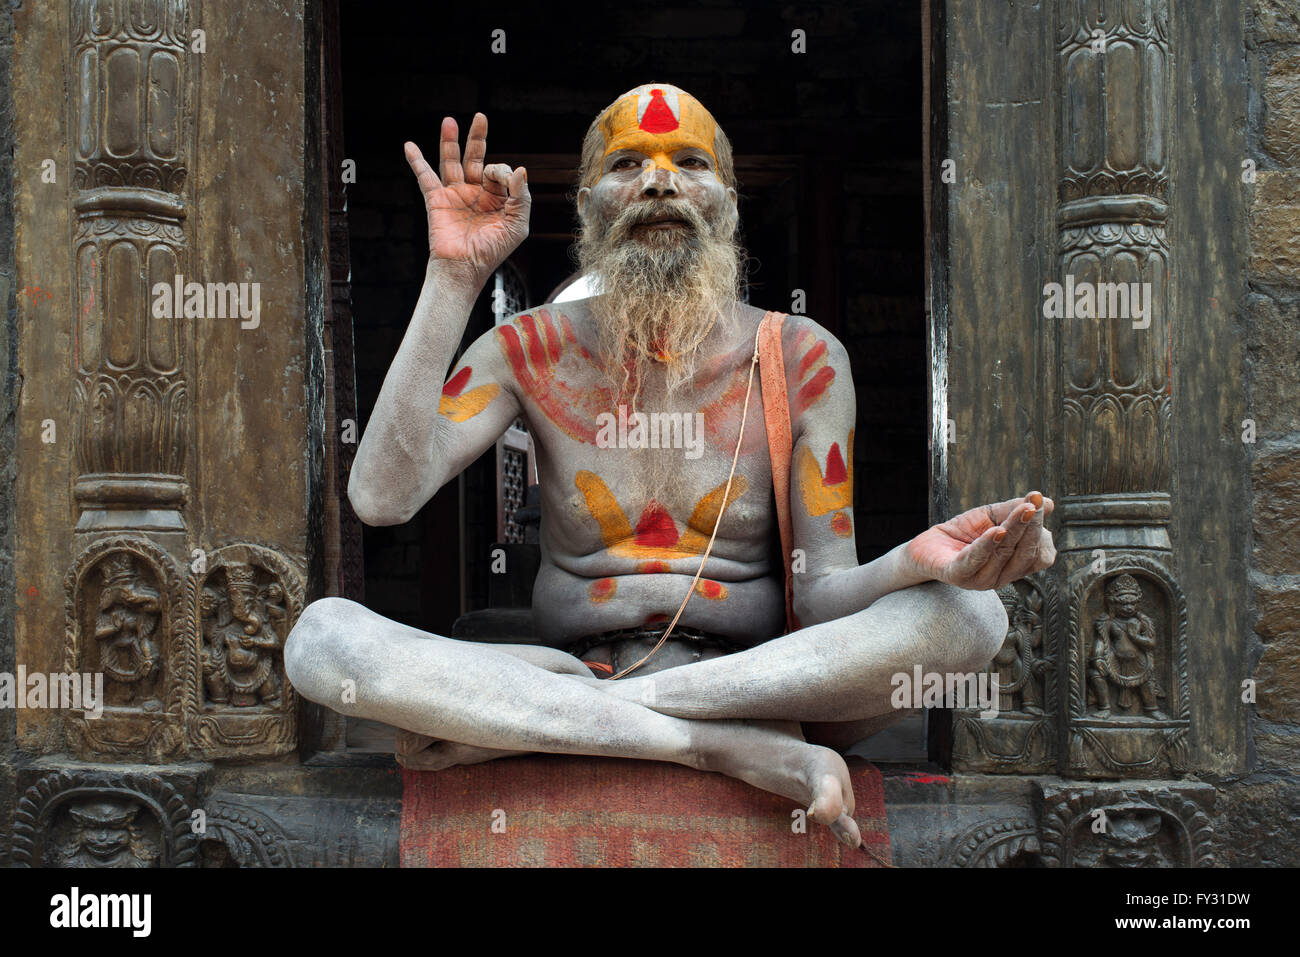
[[905, 490, 1058, 591], [404, 112, 530, 285]]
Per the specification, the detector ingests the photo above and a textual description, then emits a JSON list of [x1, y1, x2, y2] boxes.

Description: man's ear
[[577, 186, 591, 221]]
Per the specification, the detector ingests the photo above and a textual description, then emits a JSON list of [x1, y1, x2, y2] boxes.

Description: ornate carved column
[[1051, 0, 1188, 778], [70, 0, 192, 540], [59, 0, 301, 762], [62, 0, 196, 761]]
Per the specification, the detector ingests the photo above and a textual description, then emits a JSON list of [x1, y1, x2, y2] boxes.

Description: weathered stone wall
[[0, 0, 19, 870], [1215, 0, 1300, 866]]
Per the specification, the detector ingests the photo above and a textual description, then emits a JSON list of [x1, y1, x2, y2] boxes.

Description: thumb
[[507, 166, 531, 206]]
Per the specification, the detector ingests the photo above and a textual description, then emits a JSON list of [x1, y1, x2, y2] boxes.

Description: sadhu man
[[286, 84, 1056, 848]]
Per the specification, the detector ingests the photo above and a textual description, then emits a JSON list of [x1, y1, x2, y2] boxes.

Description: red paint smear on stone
[[796, 365, 835, 414], [639, 89, 678, 133], [634, 501, 679, 547], [823, 443, 847, 486], [442, 366, 472, 397], [903, 772, 950, 785]]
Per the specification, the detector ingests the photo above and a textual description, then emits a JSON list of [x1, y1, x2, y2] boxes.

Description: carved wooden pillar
[[1051, 0, 1188, 778], [69, 0, 192, 543], [51, 0, 303, 763], [61, 0, 197, 761]]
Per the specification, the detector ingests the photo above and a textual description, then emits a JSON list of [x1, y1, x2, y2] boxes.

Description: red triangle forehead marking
[[639, 89, 679, 134]]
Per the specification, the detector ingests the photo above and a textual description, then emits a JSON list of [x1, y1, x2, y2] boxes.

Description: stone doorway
[[335, 0, 931, 670]]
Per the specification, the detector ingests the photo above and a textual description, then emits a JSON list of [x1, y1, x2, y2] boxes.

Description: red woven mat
[[400, 755, 891, 867]]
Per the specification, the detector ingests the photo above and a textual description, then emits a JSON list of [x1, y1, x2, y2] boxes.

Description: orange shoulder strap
[[758, 311, 800, 634]]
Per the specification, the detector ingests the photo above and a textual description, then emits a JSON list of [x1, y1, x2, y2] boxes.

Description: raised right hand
[[405, 112, 530, 287]]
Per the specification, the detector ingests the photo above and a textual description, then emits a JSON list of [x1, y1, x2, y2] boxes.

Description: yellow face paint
[[597, 85, 719, 177]]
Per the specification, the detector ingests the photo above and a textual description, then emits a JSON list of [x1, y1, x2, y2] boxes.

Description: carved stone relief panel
[[10, 769, 198, 868], [1065, 556, 1189, 777], [185, 543, 303, 757], [942, 817, 1042, 868], [952, 574, 1059, 772], [1038, 782, 1215, 867], [63, 536, 189, 762]]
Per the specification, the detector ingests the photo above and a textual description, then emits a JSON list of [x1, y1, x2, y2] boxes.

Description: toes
[[830, 813, 862, 849], [807, 771, 847, 825], [395, 729, 437, 755]]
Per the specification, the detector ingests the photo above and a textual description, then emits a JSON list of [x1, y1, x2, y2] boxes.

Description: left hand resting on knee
[[903, 490, 1057, 590]]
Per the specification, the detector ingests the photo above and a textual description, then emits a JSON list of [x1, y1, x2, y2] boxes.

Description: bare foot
[[689, 718, 862, 848], [395, 729, 531, 770]]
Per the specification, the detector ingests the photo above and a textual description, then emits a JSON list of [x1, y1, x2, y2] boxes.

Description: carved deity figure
[[200, 564, 284, 708], [1088, 574, 1166, 719], [92, 553, 162, 710], [284, 84, 1060, 849], [1076, 809, 1169, 868], [53, 798, 158, 868], [993, 586, 1045, 714]]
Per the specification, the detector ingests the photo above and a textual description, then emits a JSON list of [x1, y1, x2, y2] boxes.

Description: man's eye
[[679, 157, 707, 168], [612, 158, 640, 171]]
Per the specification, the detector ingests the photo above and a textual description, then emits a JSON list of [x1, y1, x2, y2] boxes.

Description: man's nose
[[639, 162, 678, 198]]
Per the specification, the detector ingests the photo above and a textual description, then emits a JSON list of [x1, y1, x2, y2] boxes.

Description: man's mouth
[[638, 219, 688, 227], [633, 211, 693, 230]]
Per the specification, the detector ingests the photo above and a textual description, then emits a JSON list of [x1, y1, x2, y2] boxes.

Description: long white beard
[[578, 199, 741, 410]]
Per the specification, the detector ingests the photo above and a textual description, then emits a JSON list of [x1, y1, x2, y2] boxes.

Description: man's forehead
[[597, 84, 718, 160]]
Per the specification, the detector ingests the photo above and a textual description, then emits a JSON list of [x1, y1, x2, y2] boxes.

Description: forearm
[[349, 259, 483, 524], [794, 542, 932, 626]]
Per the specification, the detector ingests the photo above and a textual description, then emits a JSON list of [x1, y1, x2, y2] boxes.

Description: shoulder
[[487, 300, 600, 363], [770, 315, 854, 424], [778, 314, 850, 367]]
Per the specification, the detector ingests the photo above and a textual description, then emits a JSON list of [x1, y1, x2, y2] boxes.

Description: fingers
[[982, 489, 1044, 525], [404, 141, 442, 195], [953, 490, 1059, 588], [947, 524, 1005, 584], [507, 165, 531, 206], [995, 491, 1057, 584], [462, 112, 488, 184], [439, 115, 464, 184], [482, 163, 512, 197]]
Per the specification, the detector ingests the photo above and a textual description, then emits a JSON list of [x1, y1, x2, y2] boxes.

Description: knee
[[284, 596, 362, 703], [924, 582, 1008, 675]]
